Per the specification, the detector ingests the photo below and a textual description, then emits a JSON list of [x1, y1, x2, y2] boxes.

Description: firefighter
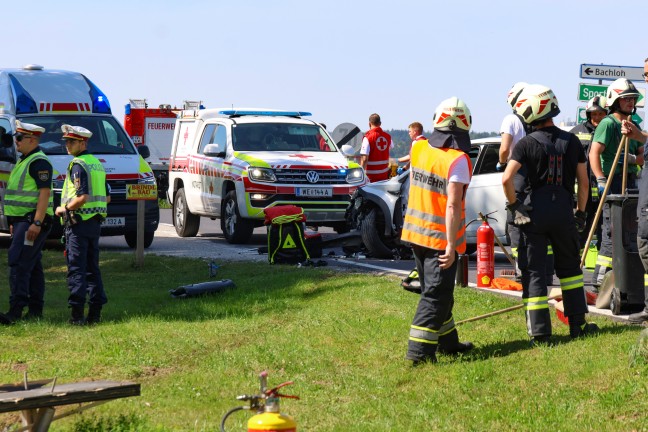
[[402, 97, 474, 365], [570, 95, 607, 250], [589, 78, 644, 290], [359, 113, 393, 182], [0, 121, 53, 325], [54, 125, 109, 325], [625, 58, 648, 324], [502, 84, 598, 344]]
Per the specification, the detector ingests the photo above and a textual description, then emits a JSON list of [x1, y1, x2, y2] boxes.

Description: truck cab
[[0, 65, 159, 247]]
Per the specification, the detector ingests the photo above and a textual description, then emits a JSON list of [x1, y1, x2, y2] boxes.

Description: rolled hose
[[220, 406, 246, 432]]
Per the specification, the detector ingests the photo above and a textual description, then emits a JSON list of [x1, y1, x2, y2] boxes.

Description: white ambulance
[[168, 108, 367, 243], [0, 65, 159, 247]]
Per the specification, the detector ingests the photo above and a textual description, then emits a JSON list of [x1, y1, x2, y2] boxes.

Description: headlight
[[248, 167, 276, 182], [346, 167, 364, 184]]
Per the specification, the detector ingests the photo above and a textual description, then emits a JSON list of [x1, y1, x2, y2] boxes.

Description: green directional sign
[[577, 83, 645, 107], [632, 111, 644, 125]]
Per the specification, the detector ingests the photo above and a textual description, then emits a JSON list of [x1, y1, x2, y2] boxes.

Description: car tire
[[360, 207, 394, 258], [173, 188, 200, 237], [221, 190, 254, 244], [125, 231, 154, 249]]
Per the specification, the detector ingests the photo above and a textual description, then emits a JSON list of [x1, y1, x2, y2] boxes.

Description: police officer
[[54, 125, 109, 325], [402, 97, 474, 365], [359, 113, 393, 182], [0, 121, 53, 324], [625, 57, 648, 324], [502, 84, 598, 344], [589, 78, 644, 290], [570, 95, 607, 249]]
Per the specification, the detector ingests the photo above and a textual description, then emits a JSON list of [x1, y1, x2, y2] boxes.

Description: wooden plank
[[0, 381, 140, 413]]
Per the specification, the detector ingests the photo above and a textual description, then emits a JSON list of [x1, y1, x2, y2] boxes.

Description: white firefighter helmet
[[514, 84, 560, 125], [507, 82, 529, 108], [605, 78, 641, 108], [432, 97, 472, 132], [586, 95, 607, 113]]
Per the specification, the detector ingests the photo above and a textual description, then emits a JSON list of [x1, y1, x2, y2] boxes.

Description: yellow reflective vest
[[4, 150, 53, 217]]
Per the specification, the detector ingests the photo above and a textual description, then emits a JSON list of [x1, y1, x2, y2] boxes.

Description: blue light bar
[[218, 109, 311, 117], [9, 75, 38, 114], [83, 76, 112, 114]]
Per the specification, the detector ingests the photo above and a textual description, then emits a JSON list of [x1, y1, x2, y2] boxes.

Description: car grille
[[273, 169, 348, 184], [107, 179, 139, 203]]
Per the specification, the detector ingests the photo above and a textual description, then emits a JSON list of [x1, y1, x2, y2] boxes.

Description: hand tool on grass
[[456, 294, 562, 326]]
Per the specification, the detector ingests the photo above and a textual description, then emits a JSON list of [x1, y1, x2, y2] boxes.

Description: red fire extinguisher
[[476, 216, 495, 288]]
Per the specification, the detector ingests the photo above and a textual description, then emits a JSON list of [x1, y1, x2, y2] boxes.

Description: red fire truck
[[124, 99, 202, 197]]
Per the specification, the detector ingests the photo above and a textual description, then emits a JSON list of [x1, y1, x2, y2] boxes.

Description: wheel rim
[[175, 195, 185, 229], [224, 199, 237, 236]]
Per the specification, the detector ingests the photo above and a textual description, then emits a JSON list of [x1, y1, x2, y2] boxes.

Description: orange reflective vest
[[401, 140, 472, 253], [364, 127, 391, 182]]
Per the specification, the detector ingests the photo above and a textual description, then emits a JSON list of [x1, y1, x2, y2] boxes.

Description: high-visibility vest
[[4, 150, 53, 217], [61, 153, 108, 220], [364, 127, 391, 182], [401, 140, 472, 253]]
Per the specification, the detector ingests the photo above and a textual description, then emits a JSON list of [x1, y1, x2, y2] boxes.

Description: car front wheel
[[173, 188, 200, 237], [221, 190, 254, 244]]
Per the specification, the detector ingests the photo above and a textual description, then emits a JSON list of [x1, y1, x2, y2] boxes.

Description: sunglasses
[[643, 72, 648, 78], [13, 133, 28, 142]]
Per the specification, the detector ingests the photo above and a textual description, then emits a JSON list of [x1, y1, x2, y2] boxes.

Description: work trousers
[[637, 237, 648, 313], [518, 187, 588, 337], [407, 245, 460, 360], [593, 173, 636, 287], [508, 168, 554, 281], [8, 220, 51, 312], [65, 219, 107, 308]]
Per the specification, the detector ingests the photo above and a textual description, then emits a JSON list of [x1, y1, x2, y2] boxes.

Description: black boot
[[24, 305, 43, 320], [69, 305, 85, 326], [628, 309, 648, 325], [438, 329, 474, 355], [86, 305, 102, 325], [0, 305, 24, 325]]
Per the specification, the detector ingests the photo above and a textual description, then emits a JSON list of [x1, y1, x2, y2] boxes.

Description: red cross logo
[[376, 136, 388, 152]]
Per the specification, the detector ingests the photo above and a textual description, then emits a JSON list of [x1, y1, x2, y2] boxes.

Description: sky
[[5, 0, 647, 134]]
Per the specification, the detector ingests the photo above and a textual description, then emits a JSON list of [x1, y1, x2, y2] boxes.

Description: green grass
[[0, 251, 646, 431]]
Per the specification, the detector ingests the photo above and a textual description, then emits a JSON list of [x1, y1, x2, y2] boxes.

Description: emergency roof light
[[83, 76, 111, 114], [218, 109, 312, 117], [184, 100, 203, 110]]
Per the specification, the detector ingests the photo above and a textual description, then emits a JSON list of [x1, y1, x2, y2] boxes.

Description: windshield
[[232, 123, 336, 152], [19, 115, 136, 156]]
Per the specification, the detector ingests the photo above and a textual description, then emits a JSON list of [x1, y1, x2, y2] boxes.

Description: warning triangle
[[282, 234, 297, 249]]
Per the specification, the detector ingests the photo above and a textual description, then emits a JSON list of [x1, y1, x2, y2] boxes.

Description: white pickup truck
[[167, 108, 367, 243]]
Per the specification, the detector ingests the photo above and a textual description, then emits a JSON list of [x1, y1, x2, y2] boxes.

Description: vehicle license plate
[[295, 188, 332, 197], [101, 217, 125, 227]]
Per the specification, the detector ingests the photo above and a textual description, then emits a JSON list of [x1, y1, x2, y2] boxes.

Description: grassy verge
[[0, 251, 646, 431]]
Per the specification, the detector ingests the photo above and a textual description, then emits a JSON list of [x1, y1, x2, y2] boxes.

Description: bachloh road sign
[[578, 83, 645, 107], [580, 64, 645, 82]]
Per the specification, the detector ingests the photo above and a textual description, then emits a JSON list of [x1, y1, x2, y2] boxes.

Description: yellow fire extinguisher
[[220, 371, 299, 432]]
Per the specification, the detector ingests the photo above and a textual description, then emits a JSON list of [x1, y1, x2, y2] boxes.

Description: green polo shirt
[[593, 115, 642, 176]]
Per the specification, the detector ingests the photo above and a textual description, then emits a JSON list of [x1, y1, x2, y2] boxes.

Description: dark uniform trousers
[[407, 245, 462, 360], [65, 218, 107, 308], [518, 186, 588, 336], [8, 220, 52, 313], [593, 173, 637, 287], [635, 168, 648, 314], [509, 167, 555, 282]]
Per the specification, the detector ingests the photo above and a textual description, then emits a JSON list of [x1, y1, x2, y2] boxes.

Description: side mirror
[[1, 133, 13, 149], [340, 144, 355, 157], [137, 145, 151, 159], [203, 143, 226, 158]]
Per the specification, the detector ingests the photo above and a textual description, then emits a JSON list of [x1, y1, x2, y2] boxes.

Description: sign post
[[126, 183, 158, 267]]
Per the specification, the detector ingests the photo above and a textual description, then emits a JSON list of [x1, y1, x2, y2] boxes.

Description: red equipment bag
[[263, 205, 306, 225], [264, 206, 310, 264]]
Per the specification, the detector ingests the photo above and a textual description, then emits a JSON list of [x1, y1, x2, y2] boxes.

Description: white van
[[0, 65, 159, 247]]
